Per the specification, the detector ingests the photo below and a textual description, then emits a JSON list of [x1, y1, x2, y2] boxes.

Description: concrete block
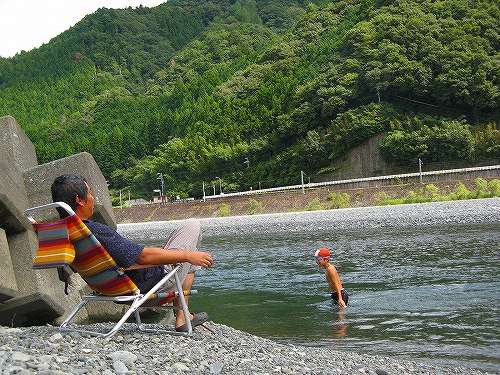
[[24, 152, 116, 229], [0, 194, 30, 235], [0, 116, 37, 172], [0, 150, 32, 232], [0, 116, 72, 325], [0, 228, 17, 302], [0, 292, 65, 327], [0, 117, 120, 326], [0, 229, 83, 325]]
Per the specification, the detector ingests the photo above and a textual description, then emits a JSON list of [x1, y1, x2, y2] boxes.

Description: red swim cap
[[315, 247, 330, 258]]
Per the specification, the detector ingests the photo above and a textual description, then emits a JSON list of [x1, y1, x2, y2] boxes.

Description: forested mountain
[[0, 0, 498, 200]]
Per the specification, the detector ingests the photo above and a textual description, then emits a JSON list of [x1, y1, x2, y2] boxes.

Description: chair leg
[[59, 300, 113, 337], [60, 300, 88, 331], [59, 297, 139, 338], [137, 272, 193, 336], [59, 266, 194, 337], [60, 298, 171, 338], [175, 271, 193, 334]]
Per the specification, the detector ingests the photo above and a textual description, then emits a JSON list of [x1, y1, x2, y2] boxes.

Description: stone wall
[[0, 116, 120, 326], [322, 133, 389, 180]]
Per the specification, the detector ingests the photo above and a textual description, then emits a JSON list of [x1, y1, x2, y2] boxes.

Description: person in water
[[315, 247, 348, 306]]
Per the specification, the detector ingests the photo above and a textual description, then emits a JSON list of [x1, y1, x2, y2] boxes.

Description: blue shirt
[[84, 220, 164, 292]]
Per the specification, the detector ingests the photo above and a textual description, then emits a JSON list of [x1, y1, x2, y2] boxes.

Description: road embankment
[[114, 178, 497, 224]]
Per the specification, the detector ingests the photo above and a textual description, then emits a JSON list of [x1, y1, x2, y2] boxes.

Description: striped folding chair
[[26, 202, 196, 337]]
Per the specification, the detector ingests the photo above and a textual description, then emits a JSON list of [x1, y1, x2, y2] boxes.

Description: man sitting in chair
[[51, 174, 213, 332]]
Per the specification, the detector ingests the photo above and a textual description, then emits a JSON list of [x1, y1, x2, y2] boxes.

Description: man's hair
[[51, 174, 88, 214]]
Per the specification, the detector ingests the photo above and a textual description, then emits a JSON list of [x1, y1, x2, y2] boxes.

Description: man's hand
[[338, 298, 346, 307], [186, 251, 213, 268]]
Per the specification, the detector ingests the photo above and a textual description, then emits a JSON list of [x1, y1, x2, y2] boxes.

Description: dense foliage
[[0, 0, 498, 200], [374, 178, 500, 206]]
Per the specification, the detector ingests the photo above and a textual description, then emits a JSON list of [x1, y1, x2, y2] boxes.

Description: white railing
[[203, 165, 500, 200]]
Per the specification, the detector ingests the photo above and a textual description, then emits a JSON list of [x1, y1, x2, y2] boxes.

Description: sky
[[0, 0, 167, 58]]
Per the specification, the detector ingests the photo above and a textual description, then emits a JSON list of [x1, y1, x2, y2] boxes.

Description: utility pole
[[418, 159, 423, 183], [216, 177, 223, 195], [301, 171, 305, 194], [156, 172, 165, 204], [202, 181, 206, 201]]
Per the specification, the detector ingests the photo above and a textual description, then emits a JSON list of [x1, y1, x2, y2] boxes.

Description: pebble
[[210, 361, 223, 374], [0, 323, 493, 374], [112, 360, 128, 374], [107, 350, 137, 364]]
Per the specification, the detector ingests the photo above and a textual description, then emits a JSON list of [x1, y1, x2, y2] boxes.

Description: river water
[[119, 200, 499, 373]]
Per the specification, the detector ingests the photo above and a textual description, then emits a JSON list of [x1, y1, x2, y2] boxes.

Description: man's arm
[[136, 247, 213, 269], [85, 220, 212, 269]]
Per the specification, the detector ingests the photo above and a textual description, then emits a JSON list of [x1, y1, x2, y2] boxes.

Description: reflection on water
[[329, 308, 348, 339], [132, 222, 499, 373]]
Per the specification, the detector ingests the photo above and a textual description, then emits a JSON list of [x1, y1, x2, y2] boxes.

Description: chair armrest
[[118, 263, 180, 272], [118, 264, 159, 271]]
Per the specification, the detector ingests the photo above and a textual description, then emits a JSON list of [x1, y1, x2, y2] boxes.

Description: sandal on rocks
[[175, 312, 209, 332]]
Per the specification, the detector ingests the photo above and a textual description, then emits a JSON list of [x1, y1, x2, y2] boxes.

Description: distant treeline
[[0, 0, 498, 199]]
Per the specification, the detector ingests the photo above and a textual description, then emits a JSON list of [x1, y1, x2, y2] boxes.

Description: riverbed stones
[[118, 198, 500, 239], [0, 323, 491, 374]]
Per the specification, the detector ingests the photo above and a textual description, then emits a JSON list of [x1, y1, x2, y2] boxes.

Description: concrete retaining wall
[[0, 115, 123, 326]]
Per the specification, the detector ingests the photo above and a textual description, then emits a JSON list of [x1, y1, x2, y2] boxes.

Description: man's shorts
[[331, 289, 349, 305]]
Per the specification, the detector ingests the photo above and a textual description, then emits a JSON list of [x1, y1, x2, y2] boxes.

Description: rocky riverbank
[[2, 199, 498, 374], [0, 323, 493, 374], [117, 197, 500, 240]]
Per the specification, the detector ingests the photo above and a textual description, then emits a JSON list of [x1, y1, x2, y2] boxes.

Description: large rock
[[0, 115, 121, 326], [0, 115, 37, 172], [0, 228, 17, 302], [24, 152, 116, 229]]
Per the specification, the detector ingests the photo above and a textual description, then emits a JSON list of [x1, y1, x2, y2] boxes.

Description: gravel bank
[[0, 323, 493, 374], [3, 199, 496, 374], [118, 198, 500, 240]]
